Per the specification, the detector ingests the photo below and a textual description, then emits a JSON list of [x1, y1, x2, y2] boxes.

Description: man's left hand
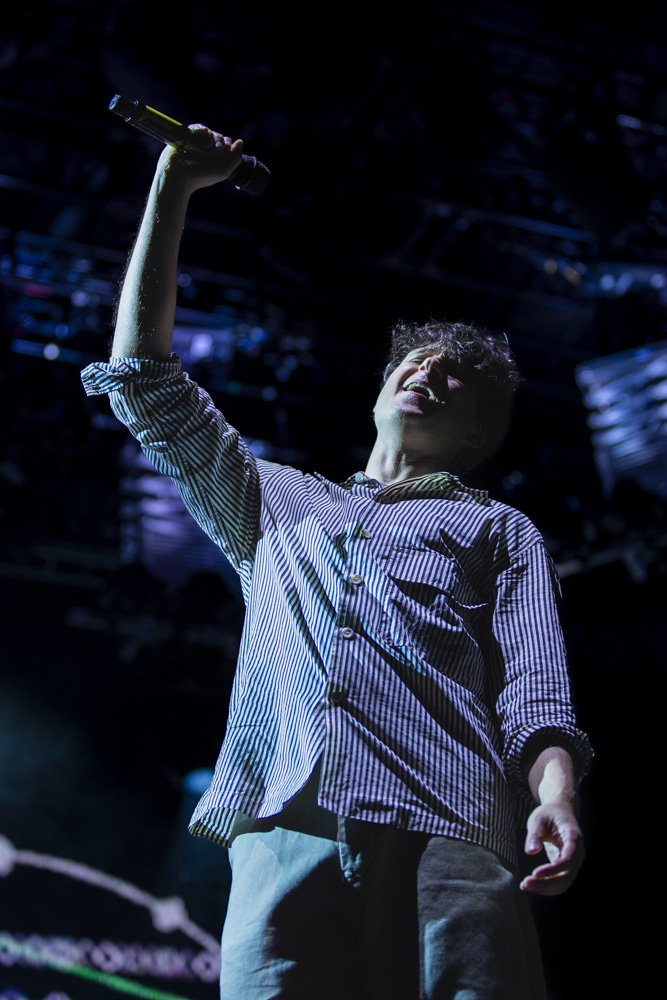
[[520, 801, 584, 895]]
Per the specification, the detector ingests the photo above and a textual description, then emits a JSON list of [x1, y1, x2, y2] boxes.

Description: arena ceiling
[[2, 0, 667, 579]]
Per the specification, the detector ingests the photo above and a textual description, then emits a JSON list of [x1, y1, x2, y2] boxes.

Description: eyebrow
[[405, 349, 461, 366], [405, 348, 444, 359]]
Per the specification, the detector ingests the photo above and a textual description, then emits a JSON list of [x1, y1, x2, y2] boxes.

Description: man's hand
[[520, 799, 584, 895], [520, 744, 585, 896], [156, 126, 244, 198]]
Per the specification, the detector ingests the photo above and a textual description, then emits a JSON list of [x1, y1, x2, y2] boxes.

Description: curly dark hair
[[381, 319, 523, 470]]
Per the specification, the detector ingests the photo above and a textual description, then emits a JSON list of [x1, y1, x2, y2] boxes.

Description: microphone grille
[[231, 155, 270, 195]]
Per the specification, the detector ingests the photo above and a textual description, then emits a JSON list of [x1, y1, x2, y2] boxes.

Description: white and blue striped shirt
[[82, 356, 592, 866]]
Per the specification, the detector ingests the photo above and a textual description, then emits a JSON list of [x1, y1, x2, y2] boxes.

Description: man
[[82, 127, 592, 999]]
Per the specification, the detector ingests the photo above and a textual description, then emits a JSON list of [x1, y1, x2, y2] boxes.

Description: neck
[[364, 438, 468, 487]]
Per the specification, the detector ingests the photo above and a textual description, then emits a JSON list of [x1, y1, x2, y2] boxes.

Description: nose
[[419, 353, 443, 372]]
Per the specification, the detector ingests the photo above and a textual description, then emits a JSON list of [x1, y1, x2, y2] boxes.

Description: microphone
[[108, 94, 270, 195]]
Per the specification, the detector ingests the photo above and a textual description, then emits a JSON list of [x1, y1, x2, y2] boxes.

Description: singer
[[82, 125, 592, 999]]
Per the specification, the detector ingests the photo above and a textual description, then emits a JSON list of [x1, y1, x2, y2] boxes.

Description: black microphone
[[108, 94, 270, 195]]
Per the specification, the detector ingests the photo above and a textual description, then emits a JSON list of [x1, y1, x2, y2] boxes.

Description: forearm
[[112, 163, 190, 360], [111, 128, 244, 361], [527, 744, 577, 806]]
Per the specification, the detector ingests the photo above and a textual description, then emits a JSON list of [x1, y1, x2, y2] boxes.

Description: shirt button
[[349, 574, 363, 586], [340, 627, 355, 639], [359, 528, 372, 539], [327, 685, 347, 706]]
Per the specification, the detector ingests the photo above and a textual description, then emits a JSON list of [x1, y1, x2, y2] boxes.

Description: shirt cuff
[[80, 354, 183, 396], [504, 723, 594, 803]]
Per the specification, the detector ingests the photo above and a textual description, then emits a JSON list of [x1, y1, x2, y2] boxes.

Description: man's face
[[373, 344, 482, 461]]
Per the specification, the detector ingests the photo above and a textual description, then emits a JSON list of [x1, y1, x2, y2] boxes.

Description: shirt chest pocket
[[377, 544, 489, 658], [380, 543, 484, 605]]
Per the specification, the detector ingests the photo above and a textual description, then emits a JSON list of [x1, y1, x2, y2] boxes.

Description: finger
[[520, 870, 573, 896], [524, 815, 551, 855], [185, 126, 242, 157], [529, 855, 571, 879], [526, 839, 578, 882], [522, 839, 583, 893], [521, 851, 579, 893], [524, 811, 578, 859], [183, 125, 217, 152], [523, 857, 577, 886]]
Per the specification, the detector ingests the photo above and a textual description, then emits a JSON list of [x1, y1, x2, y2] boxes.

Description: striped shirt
[[82, 355, 592, 866]]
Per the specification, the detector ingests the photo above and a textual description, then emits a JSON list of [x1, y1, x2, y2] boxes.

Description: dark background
[[1, 2, 664, 997]]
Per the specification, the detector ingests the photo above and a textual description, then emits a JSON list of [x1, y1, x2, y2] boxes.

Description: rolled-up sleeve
[[490, 538, 593, 799], [81, 356, 260, 576]]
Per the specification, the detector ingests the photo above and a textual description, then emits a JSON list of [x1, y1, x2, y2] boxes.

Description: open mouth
[[403, 381, 439, 402]]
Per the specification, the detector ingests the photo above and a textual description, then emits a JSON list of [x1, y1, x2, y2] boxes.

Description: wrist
[[154, 154, 196, 205], [528, 746, 577, 806], [538, 789, 577, 809]]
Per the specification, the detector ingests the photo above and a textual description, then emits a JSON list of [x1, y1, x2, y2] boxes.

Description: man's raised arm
[[112, 128, 244, 361]]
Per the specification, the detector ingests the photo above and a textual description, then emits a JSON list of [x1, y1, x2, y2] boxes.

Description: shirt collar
[[328, 470, 490, 505]]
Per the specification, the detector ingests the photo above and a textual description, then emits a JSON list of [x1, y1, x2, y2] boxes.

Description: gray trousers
[[219, 780, 546, 1000]]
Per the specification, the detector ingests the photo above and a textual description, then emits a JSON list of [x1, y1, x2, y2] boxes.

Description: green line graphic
[[0, 933, 194, 1000]]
